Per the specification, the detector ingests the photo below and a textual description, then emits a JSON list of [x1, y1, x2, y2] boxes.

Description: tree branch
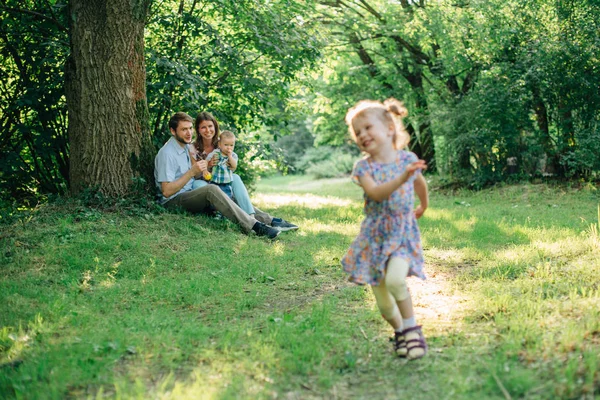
[[0, 5, 67, 32], [356, 0, 383, 21], [348, 32, 393, 90]]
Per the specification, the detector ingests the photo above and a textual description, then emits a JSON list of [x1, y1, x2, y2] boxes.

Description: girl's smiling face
[[352, 112, 395, 155]]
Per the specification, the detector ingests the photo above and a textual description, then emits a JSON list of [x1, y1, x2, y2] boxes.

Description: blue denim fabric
[[231, 174, 255, 215], [211, 182, 233, 199], [192, 179, 208, 190], [193, 174, 255, 215]]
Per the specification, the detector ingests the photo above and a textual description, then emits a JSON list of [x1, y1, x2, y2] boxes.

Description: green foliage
[[294, 145, 358, 174], [304, 0, 600, 185], [231, 138, 288, 192], [293, 145, 359, 178], [270, 128, 315, 174], [263, 100, 317, 173], [145, 0, 322, 139], [0, 0, 69, 205], [305, 153, 356, 179], [308, 59, 393, 148], [433, 70, 544, 187]]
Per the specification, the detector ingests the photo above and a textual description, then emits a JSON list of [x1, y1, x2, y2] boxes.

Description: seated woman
[[190, 111, 298, 232]]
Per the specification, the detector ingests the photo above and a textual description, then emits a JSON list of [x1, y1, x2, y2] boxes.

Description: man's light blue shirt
[[154, 137, 194, 204]]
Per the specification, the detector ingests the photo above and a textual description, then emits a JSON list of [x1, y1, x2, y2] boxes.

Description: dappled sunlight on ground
[[232, 235, 249, 248], [533, 236, 596, 256], [359, 261, 471, 335], [474, 235, 597, 274], [416, 248, 474, 334], [132, 360, 276, 399], [493, 246, 531, 263], [425, 209, 478, 233], [258, 176, 351, 192], [427, 248, 466, 264], [311, 247, 342, 266], [411, 268, 470, 332], [298, 221, 357, 236], [253, 193, 354, 209], [266, 240, 286, 257]]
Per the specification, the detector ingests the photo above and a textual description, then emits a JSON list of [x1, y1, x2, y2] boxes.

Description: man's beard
[[175, 134, 191, 145]]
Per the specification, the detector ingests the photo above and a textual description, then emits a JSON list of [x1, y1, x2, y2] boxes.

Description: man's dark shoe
[[271, 218, 299, 232], [252, 222, 280, 240]]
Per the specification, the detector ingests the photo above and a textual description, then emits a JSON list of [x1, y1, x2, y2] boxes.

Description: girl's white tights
[[371, 257, 413, 331]]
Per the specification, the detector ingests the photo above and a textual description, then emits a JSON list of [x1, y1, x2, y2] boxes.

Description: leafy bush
[[560, 129, 600, 179], [294, 146, 334, 173], [294, 145, 359, 175], [234, 140, 288, 192], [301, 147, 358, 178], [270, 124, 316, 173]]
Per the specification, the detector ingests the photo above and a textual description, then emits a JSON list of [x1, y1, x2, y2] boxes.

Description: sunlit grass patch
[[253, 193, 355, 209]]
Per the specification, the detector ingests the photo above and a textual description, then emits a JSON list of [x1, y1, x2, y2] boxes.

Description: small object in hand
[[203, 172, 212, 181]]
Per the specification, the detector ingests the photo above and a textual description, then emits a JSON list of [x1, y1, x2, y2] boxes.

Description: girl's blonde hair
[[345, 98, 410, 150]]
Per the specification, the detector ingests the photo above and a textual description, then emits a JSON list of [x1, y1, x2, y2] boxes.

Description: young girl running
[[341, 98, 430, 360]]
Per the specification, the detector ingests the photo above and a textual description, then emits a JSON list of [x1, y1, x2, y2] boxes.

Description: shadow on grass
[[0, 196, 366, 398]]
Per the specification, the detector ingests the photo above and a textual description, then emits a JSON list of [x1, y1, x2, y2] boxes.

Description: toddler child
[[205, 130, 238, 199], [341, 98, 430, 360]]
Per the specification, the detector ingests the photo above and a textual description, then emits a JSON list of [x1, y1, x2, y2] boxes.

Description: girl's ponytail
[[384, 98, 408, 118], [384, 98, 410, 149]]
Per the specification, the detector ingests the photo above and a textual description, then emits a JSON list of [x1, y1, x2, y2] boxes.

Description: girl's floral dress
[[341, 150, 426, 285]]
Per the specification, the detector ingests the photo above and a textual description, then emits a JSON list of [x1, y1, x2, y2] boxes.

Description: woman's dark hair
[[194, 111, 220, 153]]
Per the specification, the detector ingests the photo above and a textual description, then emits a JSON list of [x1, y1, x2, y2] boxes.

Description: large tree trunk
[[66, 0, 152, 196]]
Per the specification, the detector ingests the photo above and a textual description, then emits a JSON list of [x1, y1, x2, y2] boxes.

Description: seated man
[[154, 112, 280, 239]]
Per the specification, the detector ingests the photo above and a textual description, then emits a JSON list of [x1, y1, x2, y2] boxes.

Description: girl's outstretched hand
[[406, 160, 427, 176], [410, 160, 427, 219], [414, 205, 426, 219]]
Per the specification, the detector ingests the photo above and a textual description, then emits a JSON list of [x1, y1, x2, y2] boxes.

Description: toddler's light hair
[[345, 98, 410, 150], [219, 130, 236, 141]]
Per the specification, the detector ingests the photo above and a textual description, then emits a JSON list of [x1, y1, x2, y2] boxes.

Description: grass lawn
[[1, 176, 599, 399]]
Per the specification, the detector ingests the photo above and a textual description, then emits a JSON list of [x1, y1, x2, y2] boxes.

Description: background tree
[[144, 1, 321, 138], [434, 0, 600, 185], [1, 0, 598, 208], [286, 0, 599, 186], [66, 0, 153, 196], [307, 0, 482, 171]]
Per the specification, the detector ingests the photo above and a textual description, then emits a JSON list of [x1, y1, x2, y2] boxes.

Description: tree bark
[[404, 71, 435, 170], [530, 85, 559, 172], [66, 0, 152, 196]]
